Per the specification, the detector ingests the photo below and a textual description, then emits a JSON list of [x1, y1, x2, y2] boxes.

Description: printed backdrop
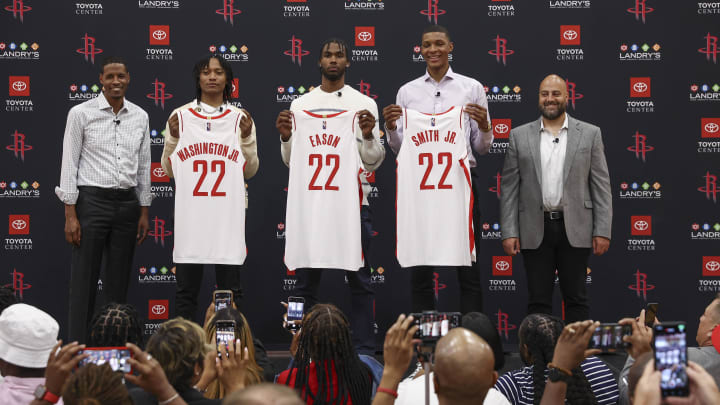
[[1, 0, 719, 350]]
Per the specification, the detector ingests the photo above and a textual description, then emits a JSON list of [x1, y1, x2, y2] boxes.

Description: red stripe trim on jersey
[[234, 112, 242, 134], [395, 160, 399, 260], [178, 111, 184, 132], [459, 106, 464, 130], [404, 108, 407, 130], [187, 108, 233, 120], [302, 110, 348, 118], [291, 111, 296, 132], [419, 106, 455, 116], [357, 168, 363, 207], [459, 159, 475, 256], [352, 112, 358, 131]]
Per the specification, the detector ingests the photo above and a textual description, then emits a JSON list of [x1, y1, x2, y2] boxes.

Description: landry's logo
[[489, 35, 513, 66], [631, 215, 652, 236], [0, 179, 40, 198], [565, 79, 583, 109], [216, 0, 241, 25], [284, 35, 309, 66], [146, 79, 173, 109], [699, 171, 718, 203], [485, 84, 521, 103], [690, 83, 720, 102], [420, 0, 446, 23], [492, 256, 512, 276], [68, 83, 100, 101], [628, 270, 655, 300], [9, 75, 29, 96], [209, 44, 248, 63], [2, 269, 31, 299], [149, 25, 170, 46], [76, 33, 102, 64], [6, 129, 32, 161], [627, 131, 653, 162], [619, 42, 661, 61], [699, 33, 718, 64], [627, 0, 653, 23], [4, 0, 31, 22], [495, 309, 517, 339], [0, 41, 39, 60], [147, 216, 172, 245], [357, 79, 377, 99], [703, 256, 720, 276]]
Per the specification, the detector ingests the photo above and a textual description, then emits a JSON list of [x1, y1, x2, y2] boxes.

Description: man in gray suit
[[500, 74, 611, 322]]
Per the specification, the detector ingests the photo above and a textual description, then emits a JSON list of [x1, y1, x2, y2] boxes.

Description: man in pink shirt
[[0, 304, 63, 405]]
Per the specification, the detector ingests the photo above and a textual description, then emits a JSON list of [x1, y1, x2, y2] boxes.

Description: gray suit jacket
[[500, 115, 612, 249]]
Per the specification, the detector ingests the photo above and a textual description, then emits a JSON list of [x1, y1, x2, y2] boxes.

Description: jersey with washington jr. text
[[396, 107, 475, 267], [284, 110, 363, 271], [169, 108, 247, 265]]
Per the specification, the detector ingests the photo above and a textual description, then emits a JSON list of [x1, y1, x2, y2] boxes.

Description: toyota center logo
[[703, 257, 720, 276], [495, 123, 509, 134], [563, 30, 578, 41], [8, 214, 30, 235], [633, 82, 648, 93], [12, 81, 26, 92], [631, 215, 652, 236], [148, 299, 169, 320], [152, 305, 165, 315], [492, 119, 512, 139], [355, 26, 375, 46], [149, 25, 170, 46], [560, 25, 581, 46], [492, 256, 513, 276], [634, 220, 649, 231], [153, 30, 166, 41], [495, 260, 510, 272], [153, 167, 165, 177], [706, 123, 719, 133], [702, 118, 720, 138], [358, 31, 372, 42], [11, 219, 26, 230]]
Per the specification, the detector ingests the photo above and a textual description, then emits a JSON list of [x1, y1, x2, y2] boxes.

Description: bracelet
[[547, 363, 572, 376], [376, 387, 398, 398], [158, 393, 180, 405]]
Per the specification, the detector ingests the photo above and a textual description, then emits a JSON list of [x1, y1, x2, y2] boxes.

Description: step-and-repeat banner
[[2, 0, 719, 350]]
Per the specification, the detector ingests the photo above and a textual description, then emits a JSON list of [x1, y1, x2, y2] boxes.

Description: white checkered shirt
[[55, 94, 152, 205]]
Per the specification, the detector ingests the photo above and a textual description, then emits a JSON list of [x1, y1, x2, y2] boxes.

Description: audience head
[[145, 317, 211, 393], [696, 293, 720, 346], [88, 303, 143, 348], [0, 303, 58, 377], [462, 312, 505, 371], [433, 327, 497, 404], [518, 314, 597, 405], [223, 383, 304, 405], [627, 352, 653, 405], [290, 303, 371, 405], [204, 307, 263, 396], [0, 286, 19, 313], [62, 363, 132, 405]]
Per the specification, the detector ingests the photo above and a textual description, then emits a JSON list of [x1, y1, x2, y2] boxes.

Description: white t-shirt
[[396, 371, 511, 405]]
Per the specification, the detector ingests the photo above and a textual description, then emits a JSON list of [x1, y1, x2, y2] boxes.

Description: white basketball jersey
[[284, 110, 363, 271], [169, 108, 247, 265], [396, 107, 475, 267]]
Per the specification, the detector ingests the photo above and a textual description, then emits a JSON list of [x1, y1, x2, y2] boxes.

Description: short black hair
[[318, 38, 349, 61], [462, 312, 505, 371], [193, 54, 234, 103], [0, 286, 19, 313], [100, 56, 129, 75], [422, 24, 451, 42]]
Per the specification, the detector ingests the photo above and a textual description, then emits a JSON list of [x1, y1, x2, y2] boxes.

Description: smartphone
[[588, 323, 632, 352], [214, 290, 233, 312], [653, 322, 689, 397], [645, 303, 659, 327], [409, 311, 461, 342], [286, 296, 305, 332], [216, 320, 236, 357], [78, 347, 132, 373]]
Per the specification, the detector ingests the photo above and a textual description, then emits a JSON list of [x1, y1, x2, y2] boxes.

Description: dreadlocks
[[287, 304, 371, 405], [88, 303, 143, 348], [62, 363, 133, 405], [518, 314, 597, 405]]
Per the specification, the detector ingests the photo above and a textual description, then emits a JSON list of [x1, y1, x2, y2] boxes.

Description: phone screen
[[654, 323, 689, 397], [216, 321, 235, 357], [79, 347, 132, 373], [214, 291, 233, 312], [588, 323, 631, 352], [409, 312, 461, 341], [287, 297, 305, 331]]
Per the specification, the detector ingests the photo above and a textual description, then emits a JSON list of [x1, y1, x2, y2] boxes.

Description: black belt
[[544, 211, 564, 220], [78, 186, 136, 201]]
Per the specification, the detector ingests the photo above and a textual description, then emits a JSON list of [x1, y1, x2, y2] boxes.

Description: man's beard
[[321, 66, 345, 82], [539, 102, 566, 120]]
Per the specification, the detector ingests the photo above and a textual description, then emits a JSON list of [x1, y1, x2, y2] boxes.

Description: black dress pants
[[520, 217, 591, 323], [68, 187, 139, 342], [408, 169, 484, 314], [174, 263, 243, 323]]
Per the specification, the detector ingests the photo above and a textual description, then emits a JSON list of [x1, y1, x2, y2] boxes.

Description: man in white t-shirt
[[275, 38, 384, 355]]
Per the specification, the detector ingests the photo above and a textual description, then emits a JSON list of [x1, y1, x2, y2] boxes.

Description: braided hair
[[88, 303, 143, 347], [62, 363, 132, 405], [287, 304, 371, 405], [518, 314, 597, 405]]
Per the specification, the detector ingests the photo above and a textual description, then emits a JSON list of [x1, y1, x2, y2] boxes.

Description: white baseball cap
[[0, 303, 59, 368]]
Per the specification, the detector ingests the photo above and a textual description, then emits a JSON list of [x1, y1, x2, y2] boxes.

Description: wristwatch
[[34, 385, 60, 404], [548, 367, 572, 384]]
